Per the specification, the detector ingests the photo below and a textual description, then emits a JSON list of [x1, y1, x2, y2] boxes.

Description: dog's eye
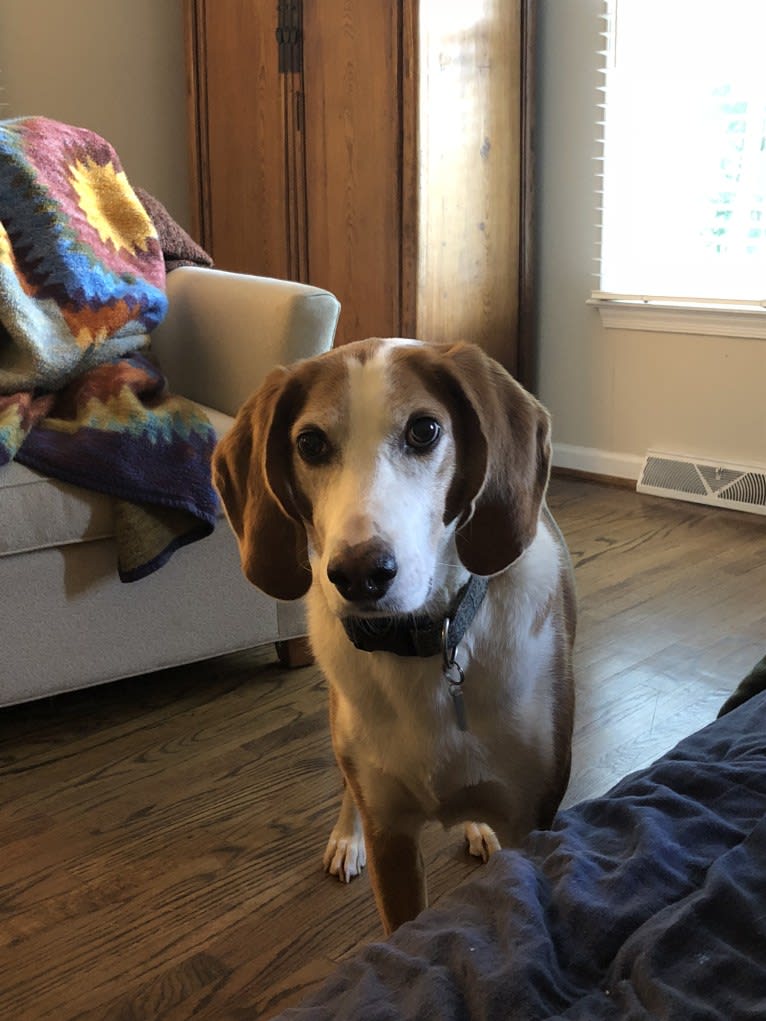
[[296, 428, 330, 464], [405, 416, 441, 452]]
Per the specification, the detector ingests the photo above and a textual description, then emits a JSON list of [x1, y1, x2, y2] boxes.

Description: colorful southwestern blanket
[[0, 116, 217, 581]]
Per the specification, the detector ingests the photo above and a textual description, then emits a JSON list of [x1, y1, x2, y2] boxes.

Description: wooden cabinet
[[186, 0, 535, 378]]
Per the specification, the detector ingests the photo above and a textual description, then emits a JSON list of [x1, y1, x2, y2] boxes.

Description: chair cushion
[[0, 405, 232, 558]]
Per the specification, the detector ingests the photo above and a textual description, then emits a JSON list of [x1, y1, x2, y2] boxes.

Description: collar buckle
[[441, 615, 455, 670]]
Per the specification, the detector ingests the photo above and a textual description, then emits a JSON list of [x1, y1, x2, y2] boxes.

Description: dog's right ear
[[433, 342, 552, 576], [212, 367, 311, 600]]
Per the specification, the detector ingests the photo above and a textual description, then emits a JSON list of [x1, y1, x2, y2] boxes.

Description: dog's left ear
[[212, 366, 311, 600], [434, 342, 552, 575]]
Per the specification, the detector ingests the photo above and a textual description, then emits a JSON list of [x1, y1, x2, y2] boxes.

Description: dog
[[213, 338, 576, 934]]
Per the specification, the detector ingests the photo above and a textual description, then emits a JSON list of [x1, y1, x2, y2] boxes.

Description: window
[[594, 0, 766, 331]]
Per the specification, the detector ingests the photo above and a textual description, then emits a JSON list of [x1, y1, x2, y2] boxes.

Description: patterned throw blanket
[[0, 116, 217, 580]]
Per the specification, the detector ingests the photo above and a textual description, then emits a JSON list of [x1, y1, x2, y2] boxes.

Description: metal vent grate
[[637, 451, 766, 517], [725, 472, 766, 507], [641, 457, 706, 496], [697, 464, 742, 494]]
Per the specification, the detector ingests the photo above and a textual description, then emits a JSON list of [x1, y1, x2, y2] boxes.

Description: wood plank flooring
[[1, 477, 764, 1020]]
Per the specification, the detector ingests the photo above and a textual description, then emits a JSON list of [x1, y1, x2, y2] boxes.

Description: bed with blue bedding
[[276, 664, 766, 1020]]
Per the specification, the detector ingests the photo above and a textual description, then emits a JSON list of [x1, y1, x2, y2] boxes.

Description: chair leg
[[275, 637, 314, 668]]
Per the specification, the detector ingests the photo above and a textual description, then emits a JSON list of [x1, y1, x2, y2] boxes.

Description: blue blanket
[[276, 688, 766, 1020]]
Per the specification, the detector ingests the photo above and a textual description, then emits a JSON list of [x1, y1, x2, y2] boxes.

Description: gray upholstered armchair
[[0, 267, 340, 706]]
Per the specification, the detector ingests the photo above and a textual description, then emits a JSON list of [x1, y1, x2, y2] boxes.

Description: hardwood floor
[[1, 477, 764, 1020]]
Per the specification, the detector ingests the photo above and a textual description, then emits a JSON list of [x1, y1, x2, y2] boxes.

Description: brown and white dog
[[213, 338, 576, 934]]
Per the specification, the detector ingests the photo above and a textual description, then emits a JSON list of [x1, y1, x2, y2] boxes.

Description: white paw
[[464, 821, 501, 863], [323, 829, 367, 883]]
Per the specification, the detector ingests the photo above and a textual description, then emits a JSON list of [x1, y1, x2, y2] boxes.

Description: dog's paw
[[463, 821, 501, 863], [323, 829, 367, 883]]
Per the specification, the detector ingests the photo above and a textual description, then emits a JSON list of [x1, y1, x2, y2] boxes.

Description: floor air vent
[[637, 451, 766, 516]]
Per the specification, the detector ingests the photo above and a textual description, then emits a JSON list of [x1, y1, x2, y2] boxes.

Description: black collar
[[341, 575, 489, 658]]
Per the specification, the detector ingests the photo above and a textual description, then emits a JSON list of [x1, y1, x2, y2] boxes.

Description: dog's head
[[213, 339, 551, 616]]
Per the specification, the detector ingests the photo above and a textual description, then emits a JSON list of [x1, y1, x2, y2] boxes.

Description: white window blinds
[[599, 0, 766, 305]]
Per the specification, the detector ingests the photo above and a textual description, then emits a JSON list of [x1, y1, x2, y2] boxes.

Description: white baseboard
[[552, 443, 643, 482]]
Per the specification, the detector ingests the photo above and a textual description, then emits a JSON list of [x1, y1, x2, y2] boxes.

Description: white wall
[[536, 0, 766, 478], [0, 0, 190, 230]]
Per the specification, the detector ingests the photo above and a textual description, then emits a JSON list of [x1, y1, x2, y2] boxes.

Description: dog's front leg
[[324, 784, 366, 882], [336, 755, 426, 933], [324, 771, 426, 931], [364, 821, 427, 935]]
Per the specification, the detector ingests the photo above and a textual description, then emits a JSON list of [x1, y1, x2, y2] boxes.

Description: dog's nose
[[327, 542, 398, 603]]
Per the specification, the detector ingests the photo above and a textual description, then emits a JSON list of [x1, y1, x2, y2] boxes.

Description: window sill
[[587, 295, 766, 340]]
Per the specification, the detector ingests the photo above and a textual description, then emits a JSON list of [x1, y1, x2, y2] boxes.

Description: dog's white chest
[[310, 569, 559, 823], [305, 516, 567, 842]]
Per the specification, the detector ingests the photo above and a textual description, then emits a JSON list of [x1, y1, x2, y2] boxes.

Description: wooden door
[[302, 1, 403, 345], [187, 0, 292, 279], [186, 1, 536, 380], [411, 0, 525, 373]]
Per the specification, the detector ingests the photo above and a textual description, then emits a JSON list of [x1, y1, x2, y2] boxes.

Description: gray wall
[[0, 0, 191, 230]]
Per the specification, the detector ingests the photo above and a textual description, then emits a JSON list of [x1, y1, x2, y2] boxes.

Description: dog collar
[[341, 574, 489, 659]]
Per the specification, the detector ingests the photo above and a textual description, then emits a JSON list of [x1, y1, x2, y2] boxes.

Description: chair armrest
[[149, 266, 341, 414]]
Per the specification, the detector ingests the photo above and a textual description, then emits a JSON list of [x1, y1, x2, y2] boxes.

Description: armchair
[[0, 267, 340, 707]]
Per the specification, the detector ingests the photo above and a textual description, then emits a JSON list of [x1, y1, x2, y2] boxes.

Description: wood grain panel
[[302, 0, 402, 345], [516, 0, 538, 389], [184, 1, 207, 245], [198, 0, 290, 277], [412, 0, 523, 372]]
